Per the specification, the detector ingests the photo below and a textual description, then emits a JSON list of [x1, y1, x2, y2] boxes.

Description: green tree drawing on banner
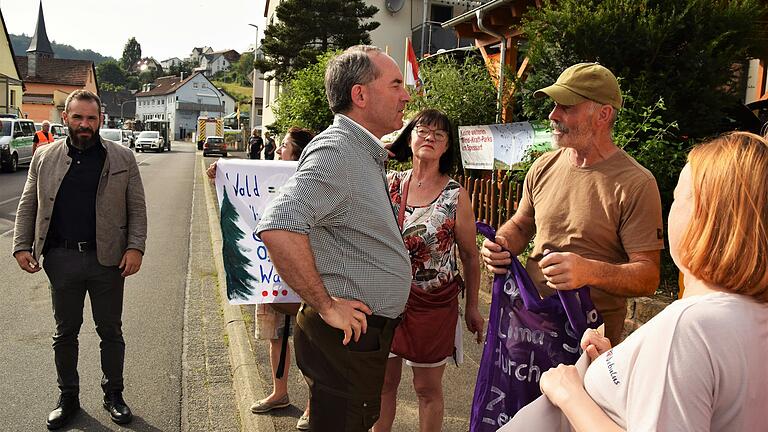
[[220, 189, 256, 300]]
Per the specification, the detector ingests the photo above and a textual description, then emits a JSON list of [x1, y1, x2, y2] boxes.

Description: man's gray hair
[[65, 89, 102, 112], [325, 45, 383, 114]]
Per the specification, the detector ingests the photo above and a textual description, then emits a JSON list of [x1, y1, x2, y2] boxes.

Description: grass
[[213, 80, 254, 110]]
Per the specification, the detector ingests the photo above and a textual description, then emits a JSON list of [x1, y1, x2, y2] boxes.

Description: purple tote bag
[[470, 223, 602, 431]]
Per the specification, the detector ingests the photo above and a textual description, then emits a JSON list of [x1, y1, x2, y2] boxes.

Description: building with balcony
[[135, 72, 236, 140]]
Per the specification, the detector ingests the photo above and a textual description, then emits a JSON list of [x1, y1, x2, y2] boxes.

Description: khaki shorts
[[255, 303, 294, 340]]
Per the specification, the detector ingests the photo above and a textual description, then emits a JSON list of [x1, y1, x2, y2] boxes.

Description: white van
[[0, 118, 35, 172]]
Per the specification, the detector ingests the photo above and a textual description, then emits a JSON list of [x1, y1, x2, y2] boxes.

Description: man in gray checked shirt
[[256, 46, 412, 431]]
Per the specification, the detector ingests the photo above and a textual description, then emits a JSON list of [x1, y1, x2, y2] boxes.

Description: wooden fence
[[457, 175, 523, 229]]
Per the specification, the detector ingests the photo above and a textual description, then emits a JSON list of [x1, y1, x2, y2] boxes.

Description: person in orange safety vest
[[33, 120, 55, 153]]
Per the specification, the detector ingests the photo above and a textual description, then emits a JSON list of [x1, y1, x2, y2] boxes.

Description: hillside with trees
[[10, 33, 114, 64]]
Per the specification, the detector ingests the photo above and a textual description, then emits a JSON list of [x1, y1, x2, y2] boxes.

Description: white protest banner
[[459, 122, 553, 171], [458, 125, 495, 170], [215, 159, 302, 305]]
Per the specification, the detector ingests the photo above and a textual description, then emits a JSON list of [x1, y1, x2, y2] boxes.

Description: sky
[[1, 0, 266, 61]]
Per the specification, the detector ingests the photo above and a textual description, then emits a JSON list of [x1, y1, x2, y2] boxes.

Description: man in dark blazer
[[13, 89, 147, 430]]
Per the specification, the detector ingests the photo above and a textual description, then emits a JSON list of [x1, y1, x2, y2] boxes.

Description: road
[[0, 142, 196, 431], [0, 168, 30, 238]]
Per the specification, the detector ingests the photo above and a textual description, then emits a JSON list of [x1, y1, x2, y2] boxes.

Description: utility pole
[[248, 23, 259, 133]]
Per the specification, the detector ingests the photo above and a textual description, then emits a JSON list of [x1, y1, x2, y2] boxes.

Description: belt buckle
[[77, 241, 88, 252]]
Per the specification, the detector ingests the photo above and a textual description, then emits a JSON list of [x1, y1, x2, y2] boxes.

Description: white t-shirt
[[584, 292, 768, 431]]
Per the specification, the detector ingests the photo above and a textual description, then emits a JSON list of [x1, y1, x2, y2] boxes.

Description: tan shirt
[[518, 148, 664, 342]]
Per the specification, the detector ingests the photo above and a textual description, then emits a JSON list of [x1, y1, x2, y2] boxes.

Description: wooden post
[[490, 179, 498, 228]]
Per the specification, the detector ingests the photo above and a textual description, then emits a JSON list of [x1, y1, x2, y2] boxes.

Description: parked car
[[50, 123, 67, 139], [0, 117, 35, 172], [202, 136, 227, 157], [34, 122, 42, 132], [99, 128, 127, 146], [135, 130, 166, 152]]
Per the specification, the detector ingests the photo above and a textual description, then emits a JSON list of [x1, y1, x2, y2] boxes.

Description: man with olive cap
[[480, 63, 664, 344]]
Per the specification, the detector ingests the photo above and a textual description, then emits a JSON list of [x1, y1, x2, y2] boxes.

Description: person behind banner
[[538, 131, 768, 431], [256, 45, 412, 432], [207, 126, 315, 430], [372, 108, 484, 432], [248, 127, 264, 159], [263, 131, 276, 160], [480, 63, 664, 345]]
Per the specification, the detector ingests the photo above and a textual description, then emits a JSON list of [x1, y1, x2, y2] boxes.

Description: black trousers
[[43, 248, 126, 396], [294, 304, 400, 432]]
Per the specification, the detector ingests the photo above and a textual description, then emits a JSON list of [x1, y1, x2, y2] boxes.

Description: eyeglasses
[[414, 125, 448, 142]]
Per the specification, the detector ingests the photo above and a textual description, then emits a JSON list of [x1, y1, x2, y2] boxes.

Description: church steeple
[[26, 1, 53, 78], [27, 1, 53, 57]]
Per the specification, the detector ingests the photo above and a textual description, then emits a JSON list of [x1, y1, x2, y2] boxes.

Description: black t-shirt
[[248, 136, 263, 159], [264, 138, 276, 160]]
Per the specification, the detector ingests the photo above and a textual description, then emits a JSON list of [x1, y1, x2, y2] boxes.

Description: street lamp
[[197, 89, 222, 116], [120, 100, 134, 122], [248, 23, 259, 132]]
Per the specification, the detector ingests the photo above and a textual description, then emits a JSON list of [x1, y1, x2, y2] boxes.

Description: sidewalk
[[199, 150, 492, 431]]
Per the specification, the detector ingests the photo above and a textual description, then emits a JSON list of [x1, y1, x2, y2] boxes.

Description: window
[[22, 122, 36, 135], [264, 81, 271, 106], [431, 4, 452, 23], [10, 89, 16, 106], [257, 108, 263, 116], [193, 83, 199, 88], [202, 83, 207, 88], [198, 98, 202, 105]]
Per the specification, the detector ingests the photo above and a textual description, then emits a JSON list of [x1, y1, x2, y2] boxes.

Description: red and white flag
[[405, 38, 420, 87]]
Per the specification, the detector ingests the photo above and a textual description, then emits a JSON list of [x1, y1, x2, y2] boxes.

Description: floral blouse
[[388, 170, 460, 293]]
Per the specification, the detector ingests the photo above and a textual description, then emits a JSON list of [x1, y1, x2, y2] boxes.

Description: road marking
[[136, 154, 158, 166], [0, 195, 21, 207]]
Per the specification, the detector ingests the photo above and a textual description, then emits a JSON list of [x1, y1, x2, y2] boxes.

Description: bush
[[406, 55, 501, 172], [518, 0, 766, 139], [271, 51, 337, 135]]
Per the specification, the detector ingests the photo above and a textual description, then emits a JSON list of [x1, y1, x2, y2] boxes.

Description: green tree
[[272, 51, 336, 134], [138, 69, 162, 86], [518, 0, 767, 138], [220, 189, 256, 300], [167, 59, 194, 79], [408, 55, 501, 170], [96, 60, 127, 91], [255, 0, 379, 81], [120, 37, 142, 71], [409, 56, 499, 131], [235, 52, 255, 86]]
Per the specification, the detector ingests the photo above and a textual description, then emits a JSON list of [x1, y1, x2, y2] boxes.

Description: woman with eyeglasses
[[373, 109, 485, 432]]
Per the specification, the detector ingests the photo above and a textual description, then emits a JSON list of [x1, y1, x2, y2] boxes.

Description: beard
[[67, 125, 99, 148], [550, 121, 592, 150]]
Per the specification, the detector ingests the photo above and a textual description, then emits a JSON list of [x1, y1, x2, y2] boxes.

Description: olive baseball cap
[[533, 63, 622, 110]]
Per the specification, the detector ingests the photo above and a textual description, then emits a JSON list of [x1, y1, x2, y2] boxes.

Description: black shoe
[[103, 392, 133, 425], [46, 394, 80, 430]]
